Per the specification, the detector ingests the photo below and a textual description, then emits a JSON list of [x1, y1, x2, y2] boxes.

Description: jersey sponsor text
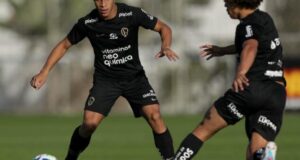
[[85, 18, 98, 24], [119, 11, 133, 17], [264, 70, 283, 78]]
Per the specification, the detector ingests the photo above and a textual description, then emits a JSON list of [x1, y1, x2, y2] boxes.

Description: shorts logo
[[151, 98, 157, 101], [227, 103, 244, 119], [87, 97, 95, 106], [121, 27, 129, 38], [264, 70, 283, 78], [142, 90, 156, 98], [258, 115, 277, 132]]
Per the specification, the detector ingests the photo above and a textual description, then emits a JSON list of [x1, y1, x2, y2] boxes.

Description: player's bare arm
[[232, 39, 258, 92], [200, 44, 236, 60], [30, 38, 72, 90], [153, 20, 179, 61]]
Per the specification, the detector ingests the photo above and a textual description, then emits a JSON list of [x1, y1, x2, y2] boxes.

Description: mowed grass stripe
[[0, 113, 299, 159]]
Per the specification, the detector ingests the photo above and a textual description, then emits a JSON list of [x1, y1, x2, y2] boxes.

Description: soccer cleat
[[262, 141, 277, 160]]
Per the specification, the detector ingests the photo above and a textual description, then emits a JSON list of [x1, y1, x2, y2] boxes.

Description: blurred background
[[0, 0, 299, 114]]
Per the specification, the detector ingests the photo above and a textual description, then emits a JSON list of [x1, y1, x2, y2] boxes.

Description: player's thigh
[[245, 110, 284, 142], [245, 82, 286, 141], [193, 106, 228, 141], [193, 89, 250, 141], [84, 81, 121, 117], [123, 76, 159, 118], [214, 89, 248, 125]]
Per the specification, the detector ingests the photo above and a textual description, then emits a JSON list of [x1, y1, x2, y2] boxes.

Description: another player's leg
[[65, 110, 105, 160], [174, 106, 228, 160], [142, 104, 174, 160], [246, 132, 278, 160]]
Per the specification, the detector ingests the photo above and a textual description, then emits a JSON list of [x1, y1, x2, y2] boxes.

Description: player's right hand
[[199, 44, 225, 60], [30, 71, 48, 90], [155, 48, 179, 61], [232, 73, 249, 92]]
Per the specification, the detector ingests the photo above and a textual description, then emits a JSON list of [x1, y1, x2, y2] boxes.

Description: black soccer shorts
[[214, 80, 286, 141], [84, 75, 159, 117]]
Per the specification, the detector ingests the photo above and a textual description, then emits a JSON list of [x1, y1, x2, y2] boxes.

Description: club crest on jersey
[[121, 27, 129, 38]]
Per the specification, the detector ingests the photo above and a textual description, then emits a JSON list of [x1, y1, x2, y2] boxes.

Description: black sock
[[65, 126, 91, 160], [153, 129, 174, 160], [174, 133, 203, 160]]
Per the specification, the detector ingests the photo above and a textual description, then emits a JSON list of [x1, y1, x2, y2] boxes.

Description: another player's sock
[[174, 133, 203, 160], [153, 129, 174, 160], [65, 126, 91, 160]]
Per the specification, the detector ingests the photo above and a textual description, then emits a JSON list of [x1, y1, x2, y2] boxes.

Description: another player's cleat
[[262, 141, 277, 160]]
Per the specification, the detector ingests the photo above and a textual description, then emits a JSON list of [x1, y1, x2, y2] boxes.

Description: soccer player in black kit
[[174, 0, 286, 160], [30, 0, 179, 159]]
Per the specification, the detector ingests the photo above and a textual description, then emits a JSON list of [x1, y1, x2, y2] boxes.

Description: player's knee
[[148, 112, 162, 123], [82, 122, 99, 134]]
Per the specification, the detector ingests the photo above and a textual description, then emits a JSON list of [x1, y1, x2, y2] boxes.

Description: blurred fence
[[0, 0, 299, 115]]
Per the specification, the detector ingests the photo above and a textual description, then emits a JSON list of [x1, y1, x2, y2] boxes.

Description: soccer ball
[[33, 154, 57, 160]]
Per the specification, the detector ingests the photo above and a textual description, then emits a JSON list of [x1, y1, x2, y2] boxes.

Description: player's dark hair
[[224, 0, 263, 9]]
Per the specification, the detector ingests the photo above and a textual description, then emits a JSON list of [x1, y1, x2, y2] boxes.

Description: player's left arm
[[232, 39, 258, 92], [153, 20, 179, 61]]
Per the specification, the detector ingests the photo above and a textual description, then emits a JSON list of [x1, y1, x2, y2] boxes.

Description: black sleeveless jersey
[[67, 3, 158, 80], [235, 10, 286, 84]]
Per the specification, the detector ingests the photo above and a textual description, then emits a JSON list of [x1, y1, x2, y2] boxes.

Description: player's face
[[94, 0, 116, 19], [224, 2, 240, 19]]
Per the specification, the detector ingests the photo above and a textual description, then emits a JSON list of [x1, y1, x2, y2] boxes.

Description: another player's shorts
[[84, 75, 159, 118], [214, 80, 286, 141]]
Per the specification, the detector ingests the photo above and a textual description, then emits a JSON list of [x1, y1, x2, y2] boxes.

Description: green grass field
[[0, 113, 299, 160]]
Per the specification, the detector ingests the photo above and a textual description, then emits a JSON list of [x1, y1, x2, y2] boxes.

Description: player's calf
[[65, 126, 91, 160], [153, 129, 174, 160], [174, 133, 203, 160]]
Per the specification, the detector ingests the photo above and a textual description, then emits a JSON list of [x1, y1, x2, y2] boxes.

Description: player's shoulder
[[241, 10, 272, 26], [117, 3, 149, 21], [77, 9, 99, 25], [117, 3, 142, 14]]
